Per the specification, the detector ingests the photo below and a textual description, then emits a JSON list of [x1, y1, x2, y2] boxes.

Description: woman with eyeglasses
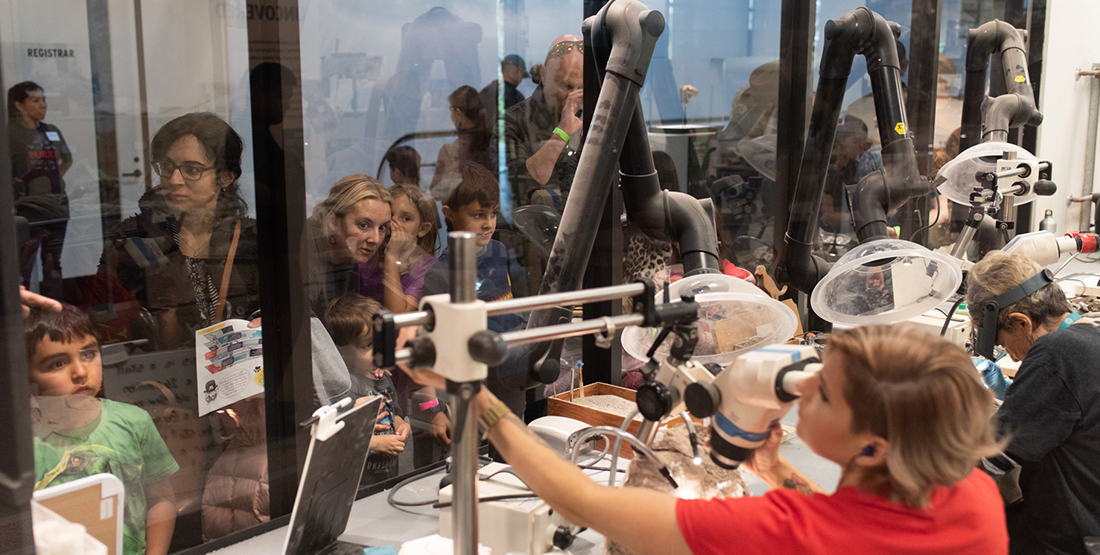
[[98, 112, 260, 349]]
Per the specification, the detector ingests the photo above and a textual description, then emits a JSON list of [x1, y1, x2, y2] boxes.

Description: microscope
[[684, 345, 821, 468]]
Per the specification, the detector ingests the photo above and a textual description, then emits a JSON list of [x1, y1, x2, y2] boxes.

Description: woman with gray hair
[[966, 250, 1100, 555]]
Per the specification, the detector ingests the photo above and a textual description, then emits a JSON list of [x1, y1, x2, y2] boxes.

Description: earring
[[329, 235, 337, 245], [861, 445, 875, 457]]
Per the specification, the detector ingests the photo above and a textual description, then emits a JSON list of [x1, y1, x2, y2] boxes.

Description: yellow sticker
[[1014, 75, 1026, 83], [894, 122, 907, 135]]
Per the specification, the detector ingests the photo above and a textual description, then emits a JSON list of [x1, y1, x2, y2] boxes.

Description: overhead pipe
[[781, 7, 928, 295], [959, 20, 1042, 150]]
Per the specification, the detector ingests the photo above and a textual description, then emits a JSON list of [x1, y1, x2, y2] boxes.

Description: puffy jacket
[[201, 396, 269, 541]]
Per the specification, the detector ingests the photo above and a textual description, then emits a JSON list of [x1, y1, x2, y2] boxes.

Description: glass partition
[[0, 0, 1047, 552]]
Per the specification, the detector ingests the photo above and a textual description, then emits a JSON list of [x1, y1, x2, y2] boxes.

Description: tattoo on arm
[[782, 475, 814, 496]]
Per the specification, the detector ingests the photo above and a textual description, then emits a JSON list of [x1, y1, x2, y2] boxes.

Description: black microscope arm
[[522, 0, 720, 385], [781, 7, 928, 294], [960, 20, 1042, 150]]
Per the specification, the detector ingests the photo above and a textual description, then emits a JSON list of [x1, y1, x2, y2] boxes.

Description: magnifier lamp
[[622, 273, 798, 365], [810, 238, 963, 326], [936, 142, 1042, 206]]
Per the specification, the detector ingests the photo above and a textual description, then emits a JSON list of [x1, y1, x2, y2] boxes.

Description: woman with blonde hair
[[967, 250, 1100, 554], [405, 324, 1008, 554], [306, 174, 391, 313], [357, 184, 440, 313]]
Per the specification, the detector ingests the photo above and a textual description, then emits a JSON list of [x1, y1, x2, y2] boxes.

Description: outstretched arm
[[478, 389, 693, 555]]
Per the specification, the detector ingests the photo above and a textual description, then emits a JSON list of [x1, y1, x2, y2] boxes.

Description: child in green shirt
[[26, 304, 178, 555]]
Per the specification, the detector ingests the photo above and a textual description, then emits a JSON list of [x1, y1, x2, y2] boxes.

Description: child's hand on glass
[[19, 286, 61, 317]]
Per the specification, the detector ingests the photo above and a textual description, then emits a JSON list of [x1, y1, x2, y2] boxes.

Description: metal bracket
[[594, 317, 616, 349]]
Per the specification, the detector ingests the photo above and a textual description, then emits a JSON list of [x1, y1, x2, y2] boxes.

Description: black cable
[[578, 464, 627, 473], [940, 297, 965, 337], [909, 187, 942, 243], [386, 456, 494, 510], [387, 468, 449, 509]]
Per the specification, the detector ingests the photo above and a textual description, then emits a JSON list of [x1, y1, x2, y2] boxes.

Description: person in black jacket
[[968, 250, 1100, 555], [98, 112, 260, 349]]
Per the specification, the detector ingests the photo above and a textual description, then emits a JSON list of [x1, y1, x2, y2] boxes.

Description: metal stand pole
[[450, 380, 480, 555], [447, 232, 480, 555], [1079, 64, 1100, 232]]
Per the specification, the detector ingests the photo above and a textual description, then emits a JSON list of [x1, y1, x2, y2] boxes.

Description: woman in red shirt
[[409, 324, 1008, 555]]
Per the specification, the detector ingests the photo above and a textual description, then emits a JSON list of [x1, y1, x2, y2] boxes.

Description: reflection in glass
[[27, 304, 179, 555]]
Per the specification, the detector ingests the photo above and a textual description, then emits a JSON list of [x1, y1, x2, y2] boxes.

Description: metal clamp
[[594, 317, 616, 349]]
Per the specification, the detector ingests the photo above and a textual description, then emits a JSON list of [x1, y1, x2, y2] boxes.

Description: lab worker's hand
[[741, 424, 784, 483]]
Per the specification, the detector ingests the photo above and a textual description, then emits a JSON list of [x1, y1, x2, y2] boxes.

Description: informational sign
[[195, 320, 264, 416], [102, 347, 197, 407]]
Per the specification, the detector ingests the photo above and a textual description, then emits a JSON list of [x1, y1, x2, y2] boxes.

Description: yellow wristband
[[478, 399, 511, 431], [552, 127, 571, 144]]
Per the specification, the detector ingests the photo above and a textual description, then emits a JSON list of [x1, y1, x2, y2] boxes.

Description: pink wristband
[[419, 399, 440, 411]]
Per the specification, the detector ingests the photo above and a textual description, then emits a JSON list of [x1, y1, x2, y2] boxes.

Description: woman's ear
[[218, 171, 236, 189], [1007, 312, 1033, 336], [417, 221, 432, 238], [855, 436, 890, 468]]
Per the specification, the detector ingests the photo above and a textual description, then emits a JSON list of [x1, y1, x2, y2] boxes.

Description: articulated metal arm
[[781, 7, 928, 294], [960, 20, 1042, 150], [523, 0, 719, 385]]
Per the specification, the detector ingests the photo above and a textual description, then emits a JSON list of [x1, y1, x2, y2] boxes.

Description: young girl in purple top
[[358, 184, 439, 312]]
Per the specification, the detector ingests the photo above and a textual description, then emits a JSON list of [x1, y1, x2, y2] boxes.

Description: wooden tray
[[547, 383, 689, 459]]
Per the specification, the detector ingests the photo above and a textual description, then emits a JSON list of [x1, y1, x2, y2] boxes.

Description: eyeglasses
[[152, 160, 216, 181], [546, 40, 583, 60]]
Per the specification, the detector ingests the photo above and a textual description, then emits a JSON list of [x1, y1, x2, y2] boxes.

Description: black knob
[[552, 526, 576, 550], [636, 382, 673, 421], [684, 381, 721, 418], [532, 357, 560, 385], [1033, 180, 1057, 196], [468, 330, 508, 366], [406, 337, 436, 368]]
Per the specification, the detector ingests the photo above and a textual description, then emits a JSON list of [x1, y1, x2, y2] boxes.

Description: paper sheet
[[195, 319, 264, 416]]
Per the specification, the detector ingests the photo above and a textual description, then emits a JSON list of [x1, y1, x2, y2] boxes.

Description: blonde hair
[[828, 325, 1003, 507], [312, 174, 391, 240], [965, 250, 1072, 331]]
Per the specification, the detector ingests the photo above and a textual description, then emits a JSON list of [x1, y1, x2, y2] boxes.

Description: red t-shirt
[[676, 469, 1007, 555]]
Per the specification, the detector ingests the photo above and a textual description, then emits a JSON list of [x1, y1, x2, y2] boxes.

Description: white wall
[[1034, 0, 1100, 233]]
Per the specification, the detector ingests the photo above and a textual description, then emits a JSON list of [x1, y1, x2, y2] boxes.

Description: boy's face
[[336, 325, 376, 375], [444, 201, 499, 248], [29, 334, 103, 397]]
